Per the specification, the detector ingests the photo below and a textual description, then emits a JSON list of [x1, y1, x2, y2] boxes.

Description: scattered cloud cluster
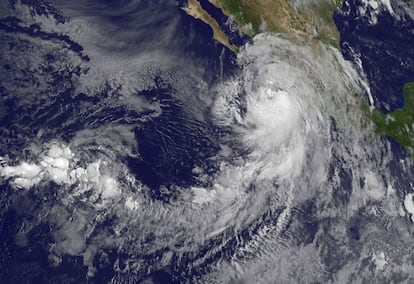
[[0, 143, 120, 205], [356, 0, 395, 25]]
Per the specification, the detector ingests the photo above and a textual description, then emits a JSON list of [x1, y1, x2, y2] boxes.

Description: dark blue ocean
[[0, 0, 414, 283], [0, 0, 243, 282], [334, 0, 414, 112]]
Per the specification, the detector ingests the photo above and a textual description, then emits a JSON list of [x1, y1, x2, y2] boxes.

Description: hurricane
[[1, 0, 414, 283]]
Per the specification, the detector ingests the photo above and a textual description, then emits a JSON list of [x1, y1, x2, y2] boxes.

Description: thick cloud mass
[[2, 2, 414, 282]]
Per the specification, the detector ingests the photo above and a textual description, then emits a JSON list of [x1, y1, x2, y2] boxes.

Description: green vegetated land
[[371, 82, 414, 156], [218, 0, 343, 47], [215, 0, 414, 157]]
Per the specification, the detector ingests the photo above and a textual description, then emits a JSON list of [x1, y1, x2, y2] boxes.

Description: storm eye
[[348, 226, 360, 240]]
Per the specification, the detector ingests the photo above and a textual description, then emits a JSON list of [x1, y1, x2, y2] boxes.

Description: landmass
[[211, 0, 342, 47], [183, 0, 343, 50], [183, 0, 414, 158], [182, 0, 342, 53], [371, 82, 414, 156], [181, 0, 239, 53]]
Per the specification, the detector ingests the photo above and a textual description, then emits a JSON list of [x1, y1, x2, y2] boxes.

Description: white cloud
[[212, 34, 331, 184], [2, 162, 42, 179], [1, 162, 43, 188], [0, 143, 120, 204], [359, 0, 395, 25], [404, 193, 414, 222]]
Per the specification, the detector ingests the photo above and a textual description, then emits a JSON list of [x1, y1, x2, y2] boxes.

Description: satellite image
[[0, 0, 414, 283]]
